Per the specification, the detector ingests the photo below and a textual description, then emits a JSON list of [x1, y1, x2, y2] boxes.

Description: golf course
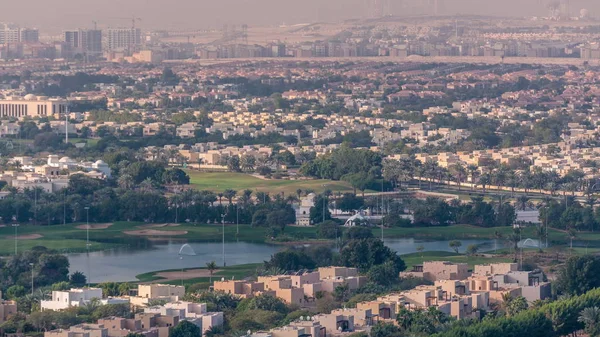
[[187, 171, 359, 195], [0, 220, 593, 256]]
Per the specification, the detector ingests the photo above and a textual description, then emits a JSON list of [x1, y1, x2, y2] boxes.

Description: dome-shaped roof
[[59, 156, 71, 163], [24, 94, 36, 100], [95, 160, 106, 165]]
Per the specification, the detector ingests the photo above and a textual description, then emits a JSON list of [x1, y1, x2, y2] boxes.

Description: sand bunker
[[136, 223, 181, 229], [124, 230, 188, 236], [154, 269, 221, 281], [76, 223, 113, 230], [8, 234, 43, 240]]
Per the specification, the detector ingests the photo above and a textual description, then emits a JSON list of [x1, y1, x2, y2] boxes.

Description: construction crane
[[112, 16, 142, 30], [92, 21, 98, 30]]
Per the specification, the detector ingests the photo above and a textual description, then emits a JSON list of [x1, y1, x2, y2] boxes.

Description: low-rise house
[[41, 288, 128, 311], [45, 324, 108, 337], [400, 261, 470, 282], [129, 284, 185, 307], [214, 267, 365, 304], [146, 301, 224, 336], [0, 298, 17, 324], [176, 123, 198, 138]]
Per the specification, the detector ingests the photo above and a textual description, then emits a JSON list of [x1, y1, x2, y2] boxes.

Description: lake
[[68, 238, 500, 282], [67, 241, 281, 283]]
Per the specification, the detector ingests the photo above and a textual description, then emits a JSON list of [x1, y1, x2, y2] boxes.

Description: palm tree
[[424, 159, 439, 190], [239, 189, 253, 206], [450, 163, 467, 191], [506, 170, 517, 197], [518, 169, 532, 193], [223, 189, 237, 204], [285, 195, 299, 204], [516, 195, 530, 211], [478, 173, 491, 194], [206, 261, 217, 284], [383, 159, 402, 188], [578, 307, 600, 337], [508, 228, 521, 262], [586, 195, 598, 208], [240, 155, 256, 172], [567, 227, 577, 250], [118, 174, 134, 190], [217, 193, 224, 206], [467, 165, 479, 191], [494, 230, 503, 253], [535, 224, 546, 251]]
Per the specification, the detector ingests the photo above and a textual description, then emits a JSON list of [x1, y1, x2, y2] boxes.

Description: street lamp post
[[84, 206, 91, 288], [84, 207, 90, 248], [322, 196, 326, 223], [336, 225, 339, 251], [381, 217, 384, 241], [12, 223, 19, 255], [520, 230, 523, 270], [179, 255, 184, 287], [30, 263, 34, 295], [322, 184, 328, 223], [221, 214, 226, 267]]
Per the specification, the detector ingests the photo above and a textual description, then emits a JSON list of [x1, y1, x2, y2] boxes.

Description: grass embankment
[[401, 251, 513, 270], [135, 263, 261, 287], [68, 138, 99, 146], [187, 171, 360, 195]]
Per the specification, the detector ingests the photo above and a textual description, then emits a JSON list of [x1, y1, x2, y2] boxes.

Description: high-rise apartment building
[[63, 29, 102, 55], [106, 28, 141, 52], [0, 23, 20, 44], [19, 28, 39, 43], [0, 23, 39, 44]]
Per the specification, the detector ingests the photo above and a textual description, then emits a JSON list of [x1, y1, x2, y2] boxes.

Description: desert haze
[[2, 0, 600, 32]]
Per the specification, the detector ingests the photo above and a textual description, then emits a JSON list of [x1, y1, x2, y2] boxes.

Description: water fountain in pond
[[178, 244, 197, 286], [178, 243, 196, 256], [519, 238, 542, 249]]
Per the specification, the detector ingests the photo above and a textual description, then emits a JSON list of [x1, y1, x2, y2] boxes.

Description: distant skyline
[[3, 0, 600, 33]]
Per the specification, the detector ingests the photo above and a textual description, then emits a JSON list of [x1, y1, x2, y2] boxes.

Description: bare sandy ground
[[154, 269, 221, 281], [8, 234, 43, 240], [136, 223, 181, 229], [76, 223, 113, 230], [124, 230, 188, 236]]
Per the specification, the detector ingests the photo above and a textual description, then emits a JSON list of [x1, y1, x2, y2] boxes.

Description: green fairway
[[68, 138, 99, 146], [135, 263, 261, 288], [0, 220, 595, 256], [187, 171, 358, 195], [400, 251, 513, 270]]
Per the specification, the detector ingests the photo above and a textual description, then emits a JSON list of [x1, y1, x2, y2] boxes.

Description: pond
[[67, 238, 500, 282], [67, 241, 281, 283]]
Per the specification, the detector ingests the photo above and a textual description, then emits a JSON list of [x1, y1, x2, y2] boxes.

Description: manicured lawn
[[68, 138, 99, 146], [187, 171, 358, 195], [400, 251, 513, 270], [381, 225, 529, 240], [135, 263, 261, 287], [0, 220, 598, 256]]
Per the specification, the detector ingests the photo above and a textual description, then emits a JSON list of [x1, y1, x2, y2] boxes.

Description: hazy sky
[[3, 0, 600, 33]]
